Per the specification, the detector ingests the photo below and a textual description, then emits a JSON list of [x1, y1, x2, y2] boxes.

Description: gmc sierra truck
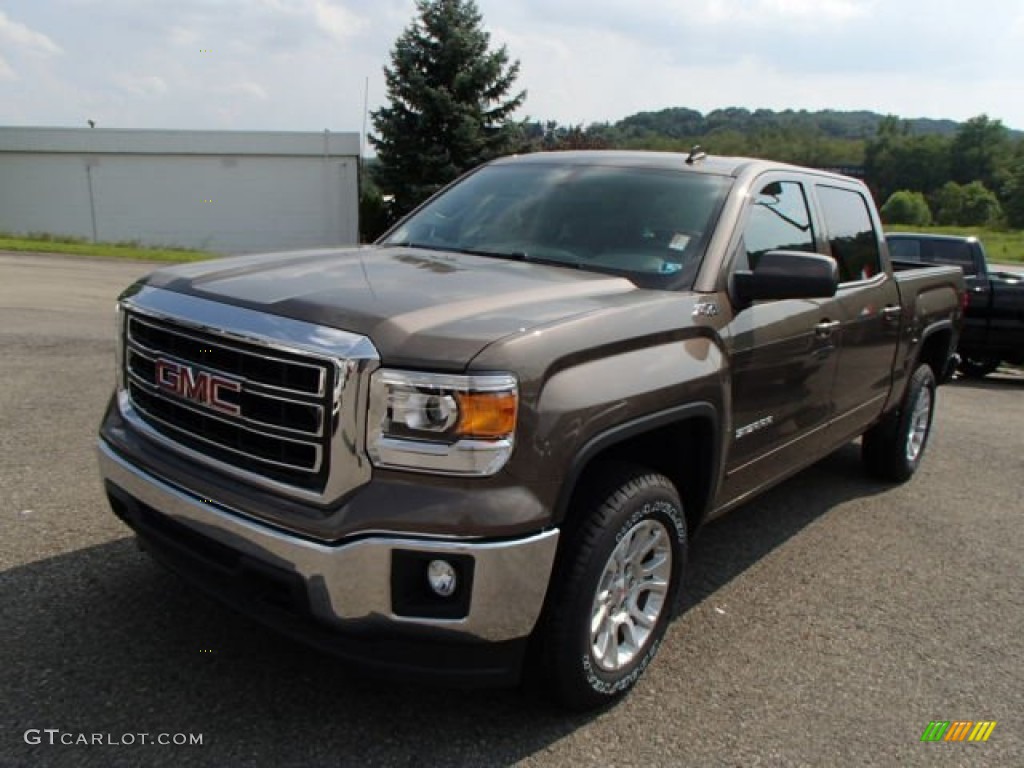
[[98, 151, 964, 710], [887, 232, 1024, 377]]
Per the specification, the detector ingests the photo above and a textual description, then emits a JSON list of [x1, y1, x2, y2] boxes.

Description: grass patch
[[0, 232, 215, 262], [904, 226, 1024, 264]]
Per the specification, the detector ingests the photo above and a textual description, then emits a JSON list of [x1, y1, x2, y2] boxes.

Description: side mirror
[[732, 250, 838, 306]]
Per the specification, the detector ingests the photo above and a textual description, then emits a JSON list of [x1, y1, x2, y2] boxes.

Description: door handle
[[814, 320, 841, 338], [881, 305, 902, 322]]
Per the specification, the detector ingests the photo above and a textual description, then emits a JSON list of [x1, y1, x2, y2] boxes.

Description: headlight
[[367, 370, 518, 476]]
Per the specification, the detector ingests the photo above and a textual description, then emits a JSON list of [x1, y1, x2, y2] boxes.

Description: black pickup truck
[[98, 152, 964, 709], [887, 233, 1024, 377]]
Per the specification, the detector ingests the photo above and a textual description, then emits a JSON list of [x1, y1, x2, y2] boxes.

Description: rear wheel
[[957, 355, 1000, 379], [862, 363, 936, 482], [537, 464, 687, 710]]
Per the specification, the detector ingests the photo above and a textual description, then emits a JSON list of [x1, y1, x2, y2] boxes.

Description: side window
[[816, 185, 882, 282], [740, 181, 815, 270], [924, 239, 977, 276], [887, 238, 921, 262]]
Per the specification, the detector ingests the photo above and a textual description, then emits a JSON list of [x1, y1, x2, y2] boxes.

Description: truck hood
[[145, 246, 640, 369]]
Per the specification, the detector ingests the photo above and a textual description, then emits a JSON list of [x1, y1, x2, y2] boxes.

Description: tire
[[862, 363, 937, 482], [537, 464, 687, 711], [957, 355, 1000, 379]]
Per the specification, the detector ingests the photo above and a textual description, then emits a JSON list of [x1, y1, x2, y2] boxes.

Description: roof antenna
[[685, 145, 706, 165]]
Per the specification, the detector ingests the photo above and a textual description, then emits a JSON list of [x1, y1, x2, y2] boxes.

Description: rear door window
[[816, 185, 882, 283]]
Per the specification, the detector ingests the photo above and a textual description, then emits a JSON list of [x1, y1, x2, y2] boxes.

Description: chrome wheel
[[589, 519, 672, 672], [906, 385, 932, 463]]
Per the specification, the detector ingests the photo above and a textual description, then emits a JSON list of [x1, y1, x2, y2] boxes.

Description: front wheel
[[537, 465, 687, 710], [862, 363, 937, 482]]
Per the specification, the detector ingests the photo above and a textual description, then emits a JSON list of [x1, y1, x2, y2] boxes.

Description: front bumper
[[98, 439, 559, 683]]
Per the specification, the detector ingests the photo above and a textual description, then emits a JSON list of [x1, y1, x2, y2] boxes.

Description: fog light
[[427, 559, 457, 597]]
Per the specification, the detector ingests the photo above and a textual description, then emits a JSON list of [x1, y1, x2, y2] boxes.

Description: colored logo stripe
[[920, 721, 996, 742], [969, 722, 997, 742], [944, 721, 973, 742]]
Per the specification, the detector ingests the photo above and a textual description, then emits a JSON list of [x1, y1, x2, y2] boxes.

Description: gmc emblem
[[154, 358, 242, 417]]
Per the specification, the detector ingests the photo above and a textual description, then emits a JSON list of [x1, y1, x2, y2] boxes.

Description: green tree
[[358, 162, 393, 242], [958, 181, 1003, 226], [880, 190, 933, 226], [370, 0, 526, 216], [520, 121, 611, 152], [949, 115, 1012, 191], [931, 181, 964, 225], [1002, 142, 1024, 228], [864, 117, 951, 201]]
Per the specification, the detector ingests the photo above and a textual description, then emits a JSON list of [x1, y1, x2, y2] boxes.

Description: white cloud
[[2, 0, 1023, 133], [758, 0, 873, 20], [313, 0, 368, 42], [115, 74, 168, 97], [0, 54, 15, 80], [168, 26, 200, 47], [0, 10, 62, 56], [229, 81, 270, 100]]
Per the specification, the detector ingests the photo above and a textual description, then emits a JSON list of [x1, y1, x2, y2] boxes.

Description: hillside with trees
[[362, 2, 1022, 240], [519, 109, 1024, 231]]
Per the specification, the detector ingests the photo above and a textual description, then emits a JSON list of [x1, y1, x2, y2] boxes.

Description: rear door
[[813, 183, 901, 440]]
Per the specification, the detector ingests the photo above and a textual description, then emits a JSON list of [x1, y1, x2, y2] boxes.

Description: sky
[[2, 0, 1023, 144]]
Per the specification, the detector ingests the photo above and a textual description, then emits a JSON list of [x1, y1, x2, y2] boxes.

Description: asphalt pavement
[[1, 251, 1022, 767]]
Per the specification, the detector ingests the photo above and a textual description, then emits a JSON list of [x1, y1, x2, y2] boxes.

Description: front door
[[719, 176, 842, 506]]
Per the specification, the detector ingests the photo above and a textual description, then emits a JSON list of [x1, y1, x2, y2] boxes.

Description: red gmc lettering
[[180, 367, 210, 403], [154, 359, 241, 417], [210, 377, 241, 416]]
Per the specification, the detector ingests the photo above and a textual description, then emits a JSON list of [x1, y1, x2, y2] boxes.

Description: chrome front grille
[[124, 312, 332, 488], [116, 286, 380, 506]]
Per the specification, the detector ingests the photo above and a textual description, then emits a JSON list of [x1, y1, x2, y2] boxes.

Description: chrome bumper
[[98, 440, 559, 643]]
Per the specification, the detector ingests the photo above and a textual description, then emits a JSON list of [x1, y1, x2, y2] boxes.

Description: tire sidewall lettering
[[583, 489, 686, 696], [615, 499, 686, 546], [582, 637, 662, 696]]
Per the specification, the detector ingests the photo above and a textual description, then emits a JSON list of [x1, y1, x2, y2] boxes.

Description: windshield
[[380, 162, 733, 288]]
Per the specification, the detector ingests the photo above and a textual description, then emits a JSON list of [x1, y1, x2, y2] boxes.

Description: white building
[[0, 127, 360, 253]]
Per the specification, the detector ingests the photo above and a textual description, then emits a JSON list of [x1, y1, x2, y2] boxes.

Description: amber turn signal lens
[[455, 391, 518, 439]]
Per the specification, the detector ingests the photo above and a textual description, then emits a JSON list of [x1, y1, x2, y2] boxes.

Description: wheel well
[[918, 328, 953, 381], [563, 418, 715, 538]]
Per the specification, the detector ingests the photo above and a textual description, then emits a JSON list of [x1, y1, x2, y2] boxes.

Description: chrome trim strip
[[370, 436, 514, 477], [120, 390, 331, 499], [123, 389, 323, 474], [126, 349, 326, 439], [99, 440, 559, 642], [128, 314, 327, 397], [125, 335, 323, 405], [376, 370, 518, 393], [118, 285, 380, 504], [123, 289, 377, 361]]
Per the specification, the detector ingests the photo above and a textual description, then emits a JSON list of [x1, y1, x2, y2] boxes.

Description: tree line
[[364, 0, 1024, 239]]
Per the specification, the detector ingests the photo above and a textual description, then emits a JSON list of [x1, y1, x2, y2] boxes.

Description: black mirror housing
[[733, 250, 839, 305]]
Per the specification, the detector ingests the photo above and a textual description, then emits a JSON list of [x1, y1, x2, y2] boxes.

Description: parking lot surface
[[2, 252, 1022, 767]]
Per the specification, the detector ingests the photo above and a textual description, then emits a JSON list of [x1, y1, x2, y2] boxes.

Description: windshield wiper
[[394, 242, 583, 269], [395, 242, 534, 261]]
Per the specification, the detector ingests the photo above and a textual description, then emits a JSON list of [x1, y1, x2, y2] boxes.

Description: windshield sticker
[[668, 233, 691, 252]]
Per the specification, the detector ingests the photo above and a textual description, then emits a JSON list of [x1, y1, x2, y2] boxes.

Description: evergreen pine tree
[[370, 0, 526, 216]]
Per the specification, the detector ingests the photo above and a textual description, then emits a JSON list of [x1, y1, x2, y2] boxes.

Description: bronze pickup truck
[[98, 151, 964, 709]]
